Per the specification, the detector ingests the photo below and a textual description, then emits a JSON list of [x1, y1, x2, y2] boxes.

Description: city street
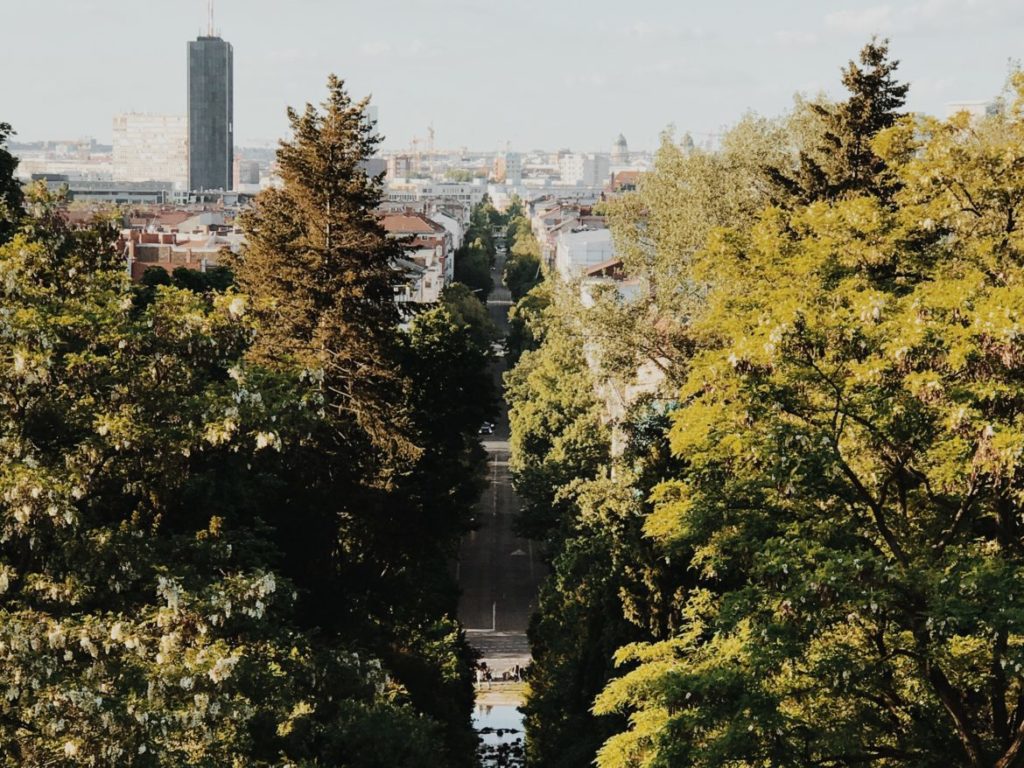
[[457, 244, 544, 668]]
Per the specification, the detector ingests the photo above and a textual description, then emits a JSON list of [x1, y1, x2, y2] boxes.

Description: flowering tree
[[0, 146, 457, 765], [595, 79, 1024, 768]]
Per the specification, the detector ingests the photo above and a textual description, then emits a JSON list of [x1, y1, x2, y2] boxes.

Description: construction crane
[[427, 123, 435, 177], [410, 136, 421, 175]]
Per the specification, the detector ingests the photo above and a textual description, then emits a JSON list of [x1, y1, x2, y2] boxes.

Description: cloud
[[359, 41, 393, 57], [825, 6, 894, 34], [562, 73, 608, 88], [625, 20, 657, 39], [824, 0, 1024, 36], [912, 75, 955, 97], [358, 39, 437, 60], [775, 29, 820, 47], [631, 57, 758, 90], [268, 48, 324, 64], [634, 57, 689, 77], [622, 20, 709, 42]]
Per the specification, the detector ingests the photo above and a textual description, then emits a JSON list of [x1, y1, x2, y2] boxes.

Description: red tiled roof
[[154, 211, 192, 227], [612, 171, 642, 191], [584, 257, 625, 277], [409, 236, 444, 249], [380, 212, 444, 235]]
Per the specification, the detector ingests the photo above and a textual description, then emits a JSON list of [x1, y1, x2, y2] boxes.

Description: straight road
[[457, 244, 544, 666]]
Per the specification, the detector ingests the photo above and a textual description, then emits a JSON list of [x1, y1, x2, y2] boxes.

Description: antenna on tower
[[427, 123, 435, 177], [207, 0, 215, 36]]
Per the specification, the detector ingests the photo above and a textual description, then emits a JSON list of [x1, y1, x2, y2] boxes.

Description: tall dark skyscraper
[[188, 31, 233, 191]]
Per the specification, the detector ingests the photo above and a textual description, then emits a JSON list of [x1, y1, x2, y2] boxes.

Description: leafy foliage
[[0, 187, 447, 766], [453, 237, 494, 299], [234, 76, 412, 462], [0, 78, 491, 767], [505, 299, 609, 542], [503, 215, 542, 302], [768, 37, 908, 205], [0, 122, 22, 245], [505, 281, 551, 365], [595, 71, 1024, 768], [507, 40, 1024, 768], [452, 198, 511, 300]]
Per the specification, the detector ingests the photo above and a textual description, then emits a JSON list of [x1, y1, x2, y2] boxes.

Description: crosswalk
[[467, 630, 530, 664]]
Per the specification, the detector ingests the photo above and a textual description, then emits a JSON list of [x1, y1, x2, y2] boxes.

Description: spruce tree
[[235, 75, 414, 463], [234, 79, 482, 766], [770, 37, 909, 204], [0, 123, 24, 245]]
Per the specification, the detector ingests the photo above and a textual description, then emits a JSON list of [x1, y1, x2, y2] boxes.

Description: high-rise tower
[[188, 4, 233, 191]]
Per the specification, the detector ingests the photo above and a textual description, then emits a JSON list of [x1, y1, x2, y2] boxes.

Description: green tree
[[505, 296, 608, 546], [505, 281, 551, 365], [445, 168, 476, 182], [440, 282, 498, 351], [234, 77, 484, 766], [602, 117, 791, 384], [504, 251, 541, 301], [768, 38, 909, 204], [0, 122, 22, 246], [0, 187, 449, 767], [136, 265, 235, 307], [170, 264, 234, 293], [504, 196, 525, 224], [453, 237, 494, 298], [523, 399, 691, 768], [234, 75, 412, 460], [595, 77, 1024, 768], [503, 215, 542, 301], [467, 199, 500, 264]]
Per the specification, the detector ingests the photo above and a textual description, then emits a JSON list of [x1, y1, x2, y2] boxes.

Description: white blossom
[[254, 431, 282, 451], [208, 655, 239, 683]]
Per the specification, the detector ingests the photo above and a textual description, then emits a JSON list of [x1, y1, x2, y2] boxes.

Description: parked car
[[478, 422, 494, 435]]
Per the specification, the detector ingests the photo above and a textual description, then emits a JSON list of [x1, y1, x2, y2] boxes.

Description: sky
[[2, 0, 1023, 153]]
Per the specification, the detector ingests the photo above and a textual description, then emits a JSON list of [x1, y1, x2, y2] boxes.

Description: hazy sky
[[2, 0, 1022, 152]]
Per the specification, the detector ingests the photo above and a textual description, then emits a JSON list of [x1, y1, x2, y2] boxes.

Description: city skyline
[[2, 0, 1024, 152]]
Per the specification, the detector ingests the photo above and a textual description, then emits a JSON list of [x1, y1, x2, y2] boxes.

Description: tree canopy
[[509, 42, 1024, 768], [0, 77, 490, 767], [0, 123, 23, 246]]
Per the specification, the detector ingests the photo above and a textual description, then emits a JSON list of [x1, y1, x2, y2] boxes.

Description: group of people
[[474, 661, 525, 688]]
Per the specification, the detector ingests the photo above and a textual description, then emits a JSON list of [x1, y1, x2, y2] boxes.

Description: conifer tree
[[769, 37, 908, 204], [0, 123, 24, 245], [234, 79, 482, 766], [235, 75, 413, 462]]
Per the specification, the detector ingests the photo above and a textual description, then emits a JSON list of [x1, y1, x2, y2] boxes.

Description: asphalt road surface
[[457, 244, 544, 666]]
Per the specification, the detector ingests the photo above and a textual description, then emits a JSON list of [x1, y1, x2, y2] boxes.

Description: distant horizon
[[4, 134, 665, 157], [3, 0, 1023, 154]]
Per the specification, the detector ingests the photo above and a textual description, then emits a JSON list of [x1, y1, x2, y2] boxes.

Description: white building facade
[[113, 113, 188, 189], [554, 227, 615, 280], [559, 153, 610, 187], [384, 180, 488, 222]]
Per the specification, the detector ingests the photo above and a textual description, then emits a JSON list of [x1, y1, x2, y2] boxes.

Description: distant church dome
[[611, 133, 629, 164]]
